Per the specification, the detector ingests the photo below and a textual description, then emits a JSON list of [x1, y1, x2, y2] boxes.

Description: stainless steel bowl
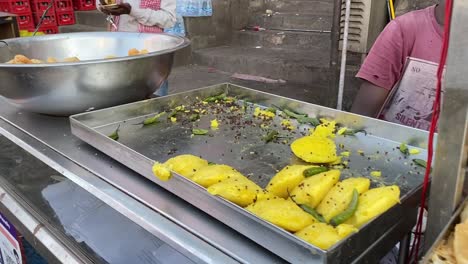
[[0, 32, 190, 116]]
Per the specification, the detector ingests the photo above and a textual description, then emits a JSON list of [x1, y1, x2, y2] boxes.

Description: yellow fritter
[[152, 162, 172, 181], [192, 164, 244, 187], [345, 185, 400, 228], [246, 197, 316, 232], [164, 154, 209, 179], [295, 222, 357, 250], [290, 170, 340, 208], [291, 135, 337, 163], [207, 177, 274, 207], [266, 165, 316, 198], [316, 177, 371, 222]]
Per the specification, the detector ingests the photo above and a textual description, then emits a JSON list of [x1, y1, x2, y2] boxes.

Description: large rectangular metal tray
[[70, 83, 429, 263]]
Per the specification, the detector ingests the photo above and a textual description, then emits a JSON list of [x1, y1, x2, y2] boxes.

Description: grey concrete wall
[[174, 0, 252, 65], [184, 0, 251, 50]]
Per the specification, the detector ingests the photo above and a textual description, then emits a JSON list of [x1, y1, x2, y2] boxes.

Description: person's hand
[[102, 3, 132, 16]]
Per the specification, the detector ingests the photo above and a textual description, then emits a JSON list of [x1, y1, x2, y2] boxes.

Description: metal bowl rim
[[0, 32, 190, 68]]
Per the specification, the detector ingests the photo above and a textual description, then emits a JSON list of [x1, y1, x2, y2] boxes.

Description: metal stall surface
[[425, 0, 468, 249]]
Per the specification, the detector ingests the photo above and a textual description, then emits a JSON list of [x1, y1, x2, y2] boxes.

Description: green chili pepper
[[204, 92, 227, 102], [300, 204, 327, 223], [189, 113, 200, 121], [399, 143, 409, 155], [108, 125, 120, 141], [143, 112, 166, 126], [263, 130, 279, 143], [283, 109, 306, 119], [192, 128, 209, 135], [168, 110, 178, 118], [413, 159, 432, 172], [208, 161, 216, 165], [287, 190, 327, 223], [303, 166, 329, 177], [330, 189, 359, 226], [342, 129, 368, 136], [297, 116, 321, 126]]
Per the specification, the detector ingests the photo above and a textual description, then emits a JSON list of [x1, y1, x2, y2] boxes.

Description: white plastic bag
[[164, 15, 186, 36]]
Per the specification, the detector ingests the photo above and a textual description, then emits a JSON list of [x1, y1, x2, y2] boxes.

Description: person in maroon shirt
[[351, 0, 446, 120]]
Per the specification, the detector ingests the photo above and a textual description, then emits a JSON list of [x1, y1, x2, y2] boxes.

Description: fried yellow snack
[[164, 154, 209, 179], [254, 107, 275, 119], [140, 49, 149, 54], [207, 177, 270, 207], [295, 223, 340, 250], [30, 59, 43, 64], [63, 56, 80, 62], [296, 223, 358, 250], [152, 162, 172, 181], [11, 54, 32, 64], [266, 165, 316, 198], [311, 120, 336, 138], [290, 170, 340, 208], [192, 164, 244, 187], [316, 177, 371, 222], [345, 185, 400, 228], [291, 135, 337, 163], [128, 48, 140, 56], [210, 119, 219, 129], [336, 224, 358, 238], [247, 197, 316, 232], [47, 57, 57, 63]]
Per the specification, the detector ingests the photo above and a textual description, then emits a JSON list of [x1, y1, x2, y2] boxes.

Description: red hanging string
[[408, 0, 453, 262]]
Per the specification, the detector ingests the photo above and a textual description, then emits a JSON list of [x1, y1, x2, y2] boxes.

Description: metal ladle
[[32, 0, 54, 36]]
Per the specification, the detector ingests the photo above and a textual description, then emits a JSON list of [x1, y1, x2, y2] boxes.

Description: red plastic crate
[[33, 11, 56, 26], [56, 10, 75, 25], [36, 24, 58, 34], [73, 0, 95, 11], [30, 0, 55, 12], [0, 0, 31, 13], [16, 12, 35, 29], [55, 0, 73, 11]]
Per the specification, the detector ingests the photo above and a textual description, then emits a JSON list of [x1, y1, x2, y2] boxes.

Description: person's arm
[[129, 0, 176, 28], [350, 81, 390, 118], [351, 19, 408, 117]]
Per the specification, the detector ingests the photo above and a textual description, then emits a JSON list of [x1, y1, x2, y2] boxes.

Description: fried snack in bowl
[[6, 54, 33, 64], [63, 57, 80, 62]]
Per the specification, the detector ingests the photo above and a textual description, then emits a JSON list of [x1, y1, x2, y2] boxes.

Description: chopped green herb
[[189, 113, 200, 121], [413, 159, 432, 172], [341, 129, 368, 136], [204, 92, 227, 102], [108, 125, 120, 141], [192, 128, 209, 135], [143, 112, 166, 126], [399, 143, 409, 155], [266, 107, 276, 113], [263, 130, 279, 143]]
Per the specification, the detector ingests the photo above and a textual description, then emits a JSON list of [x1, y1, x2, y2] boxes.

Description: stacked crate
[[0, 0, 35, 31], [72, 0, 94, 11], [0, 0, 81, 35]]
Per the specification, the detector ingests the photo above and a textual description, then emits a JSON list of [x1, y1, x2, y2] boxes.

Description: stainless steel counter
[[0, 85, 427, 263], [0, 98, 284, 264]]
